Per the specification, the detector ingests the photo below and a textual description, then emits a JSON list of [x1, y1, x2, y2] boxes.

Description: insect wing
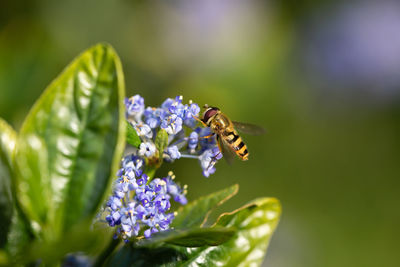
[[217, 135, 236, 165], [232, 121, 266, 135]]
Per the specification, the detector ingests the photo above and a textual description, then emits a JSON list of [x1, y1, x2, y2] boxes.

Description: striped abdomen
[[223, 128, 249, 160]]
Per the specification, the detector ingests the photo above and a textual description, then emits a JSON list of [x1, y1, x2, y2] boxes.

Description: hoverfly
[[199, 105, 265, 164]]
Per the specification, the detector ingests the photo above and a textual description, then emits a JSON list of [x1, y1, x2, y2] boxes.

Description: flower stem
[[180, 154, 199, 159]]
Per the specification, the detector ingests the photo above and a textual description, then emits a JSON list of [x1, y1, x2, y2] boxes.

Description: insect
[[199, 105, 265, 164]]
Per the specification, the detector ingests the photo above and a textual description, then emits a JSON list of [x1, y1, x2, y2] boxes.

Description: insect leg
[[198, 133, 215, 140], [192, 114, 208, 127], [206, 141, 223, 170], [216, 135, 223, 154]]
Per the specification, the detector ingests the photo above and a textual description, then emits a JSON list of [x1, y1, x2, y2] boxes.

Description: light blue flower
[[199, 147, 222, 178], [102, 156, 187, 241], [123, 156, 144, 177], [164, 145, 181, 161], [144, 107, 166, 129], [183, 102, 201, 127], [134, 123, 153, 139], [164, 173, 188, 205], [125, 94, 145, 116], [161, 98, 174, 110], [168, 96, 185, 116], [161, 114, 183, 135], [107, 196, 122, 210], [139, 142, 156, 157], [188, 131, 199, 153]]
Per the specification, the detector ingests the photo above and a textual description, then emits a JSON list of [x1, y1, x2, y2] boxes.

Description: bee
[[200, 105, 265, 163]]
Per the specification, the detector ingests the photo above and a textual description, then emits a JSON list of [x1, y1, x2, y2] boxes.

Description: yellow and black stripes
[[223, 130, 249, 160], [203, 109, 251, 161]]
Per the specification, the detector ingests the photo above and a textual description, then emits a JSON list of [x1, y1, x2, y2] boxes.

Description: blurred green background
[[1, 0, 399, 266]]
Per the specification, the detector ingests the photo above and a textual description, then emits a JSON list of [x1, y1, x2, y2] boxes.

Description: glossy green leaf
[[105, 244, 186, 267], [137, 227, 236, 247], [126, 121, 141, 148], [0, 118, 16, 169], [4, 209, 34, 264], [165, 227, 235, 247], [14, 43, 126, 239], [0, 119, 34, 264], [15, 135, 50, 231], [172, 184, 239, 229], [0, 118, 16, 247], [179, 197, 281, 266], [155, 129, 168, 157]]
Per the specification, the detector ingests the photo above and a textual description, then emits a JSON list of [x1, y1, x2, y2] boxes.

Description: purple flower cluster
[[104, 155, 187, 240], [101, 95, 224, 241], [125, 95, 222, 177]]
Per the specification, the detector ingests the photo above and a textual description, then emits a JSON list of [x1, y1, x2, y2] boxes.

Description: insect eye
[[202, 108, 218, 123]]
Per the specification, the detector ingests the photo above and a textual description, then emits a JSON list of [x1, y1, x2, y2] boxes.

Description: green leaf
[[4, 209, 34, 264], [24, 221, 113, 265], [15, 135, 50, 231], [179, 197, 281, 266], [172, 184, 239, 229], [105, 244, 186, 267], [0, 118, 16, 248], [0, 119, 35, 264], [14, 43, 126, 239], [155, 129, 168, 157], [0, 118, 16, 169], [145, 128, 168, 170], [137, 227, 236, 247], [126, 121, 141, 148], [165, 227, 235, 247]]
